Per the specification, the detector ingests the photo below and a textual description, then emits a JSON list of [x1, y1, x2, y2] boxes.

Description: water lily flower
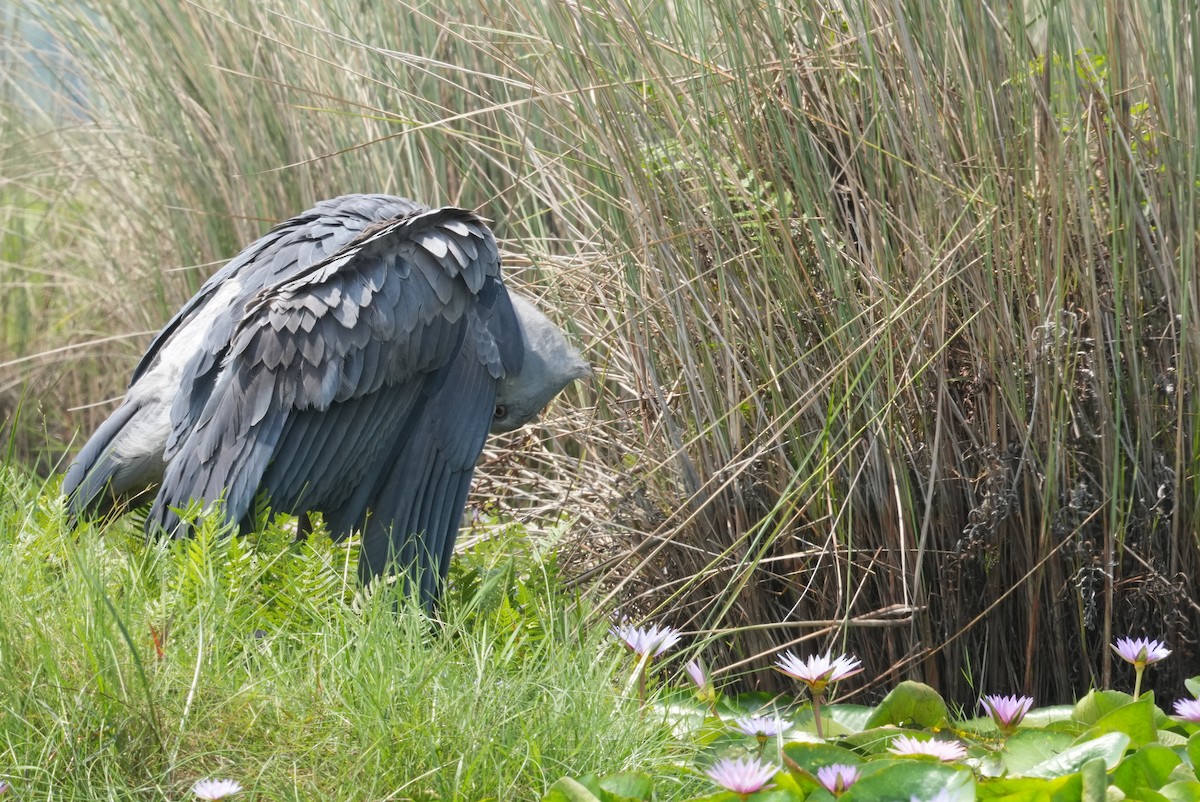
[[684, 658, 707, 689], [611, 619, 682, 707], [0, 781, 9, 796], [1112, 637, 1171, 667], [888, 734, 967, 761], [192, 779, 243, 800], [1112, 636, 1170, 698], [610, 620, 681, 658], [683, 657, 719, 712], [731, 714, 788, 738], [705, 756, 778, 795], [732, 713, 787, 756], [774, 651, 863, 694], [981, 693, 1033, 733], [816, 763, 859, 793], [775, 650, 862, 739], [1173, 698, 1200, 722]]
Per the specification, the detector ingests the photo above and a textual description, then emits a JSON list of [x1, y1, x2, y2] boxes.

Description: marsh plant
[[4, 0, 1199, 707], [553, 626, 1200, 801]]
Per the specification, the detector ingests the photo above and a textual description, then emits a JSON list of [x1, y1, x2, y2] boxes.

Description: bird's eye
[[494, 404, 507, 419]]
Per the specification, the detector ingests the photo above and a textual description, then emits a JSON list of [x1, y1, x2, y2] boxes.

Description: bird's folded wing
[[354, 339, 498, 604], [148, 207, 519, 536]]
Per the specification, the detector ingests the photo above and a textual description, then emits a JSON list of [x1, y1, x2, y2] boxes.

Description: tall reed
[[4, 0, 1197, 702]]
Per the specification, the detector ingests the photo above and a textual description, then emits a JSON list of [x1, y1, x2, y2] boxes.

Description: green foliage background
[[2, 0, 1198, 709], [0, 467, 691, 799]]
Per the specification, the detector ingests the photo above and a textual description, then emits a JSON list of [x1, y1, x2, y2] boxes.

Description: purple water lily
[[981, 693, 1033, 734], [1173, 698, 1200, 722], [888, 734, 967, 761], [706, 755, 778, 795], [816, 763, 859, 793], [1112, 636, 1170, 698], [610, 620, 682, 658], [775, 650, 862, 739], [774, 651, 863, 692], [731, 714, 788, 738], [1112, 637, 1171, 666]]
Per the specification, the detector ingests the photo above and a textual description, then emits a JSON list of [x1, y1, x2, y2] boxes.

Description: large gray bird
[[63, 194, 588, 606]]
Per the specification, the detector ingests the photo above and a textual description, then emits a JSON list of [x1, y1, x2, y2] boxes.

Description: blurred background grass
[[1, 0, 1197, 706]]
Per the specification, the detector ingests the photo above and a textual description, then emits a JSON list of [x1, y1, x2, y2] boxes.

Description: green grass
[[0, 467, 692, 800], [2, 0, 1198, 710]]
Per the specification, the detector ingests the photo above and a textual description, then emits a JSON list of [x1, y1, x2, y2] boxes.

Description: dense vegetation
[[3, 467, 1198, 799], [0, 468, 692, 799], [2, 0, 1197, 752]]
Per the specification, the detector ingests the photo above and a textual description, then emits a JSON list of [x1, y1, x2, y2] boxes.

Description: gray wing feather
[[157, 196, 425, 456], [135, 195, 423, 388], [261, 381, 422, 519], [61, 398, 144, 515], [63, 195, 435, 523], [357, 341, 497, 605], [149, 206, 518, 552]]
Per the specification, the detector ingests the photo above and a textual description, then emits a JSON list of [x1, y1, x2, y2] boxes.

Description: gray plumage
[[62, 194, 588, 606]]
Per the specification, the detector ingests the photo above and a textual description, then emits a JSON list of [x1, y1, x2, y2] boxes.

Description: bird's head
[[491, 293, 590, 433]]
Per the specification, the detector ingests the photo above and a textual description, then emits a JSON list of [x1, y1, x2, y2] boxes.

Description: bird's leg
[[294, 510, 313, 543]]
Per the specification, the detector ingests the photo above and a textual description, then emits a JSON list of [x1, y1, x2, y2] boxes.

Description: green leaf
[[1022, 705, 1079, 728], [544, 774, 657, 802], [975, 774, 1081, 801], [826, 704, 875, 734], [1079, 756, 1107, 802], [999, 729, 1078, 775], [1184, 677, 1200, 699], [1157, 730, 1190, 747], [597, 772, 655, 801], [1023, 732, 1130, 778], [543, 777, 605, 802], [1110, 744, 1181, 793], [1160, 781, 1200, 802], [1073, 690, 1137, 725], [770, 772, 805, 797], [1134, 791, 1173, 802], [747, 791, 802, 802], [864, 681, 949, 729], [1190, 733, 1200, 774], [783, 741, 864, 770], [799, 790, 836, 802], [841, 761, 973, 801], [690, 793, 799, 802], [1079, 695, 1159, 747]]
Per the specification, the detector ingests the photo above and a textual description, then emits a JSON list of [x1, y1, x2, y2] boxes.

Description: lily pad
[[999, 728, 1077, 775], [1073, 689, 1135, 725], [975, 773, 1081, 801], [840, 761, 973, 801], [1161, 781, 1200, 802], [1077, 694, 1159, 748], [1023, 732, 1130, 779], [864, 681, 949, 729], [1110, 743, 1181, 793]]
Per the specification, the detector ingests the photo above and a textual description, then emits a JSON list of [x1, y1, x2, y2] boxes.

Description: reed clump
[[3, 0, 1197, 704]]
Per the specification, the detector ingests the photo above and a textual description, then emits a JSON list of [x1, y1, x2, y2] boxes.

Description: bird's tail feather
[[61, 399, 143, 519], [148, 380, 287, 538]]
